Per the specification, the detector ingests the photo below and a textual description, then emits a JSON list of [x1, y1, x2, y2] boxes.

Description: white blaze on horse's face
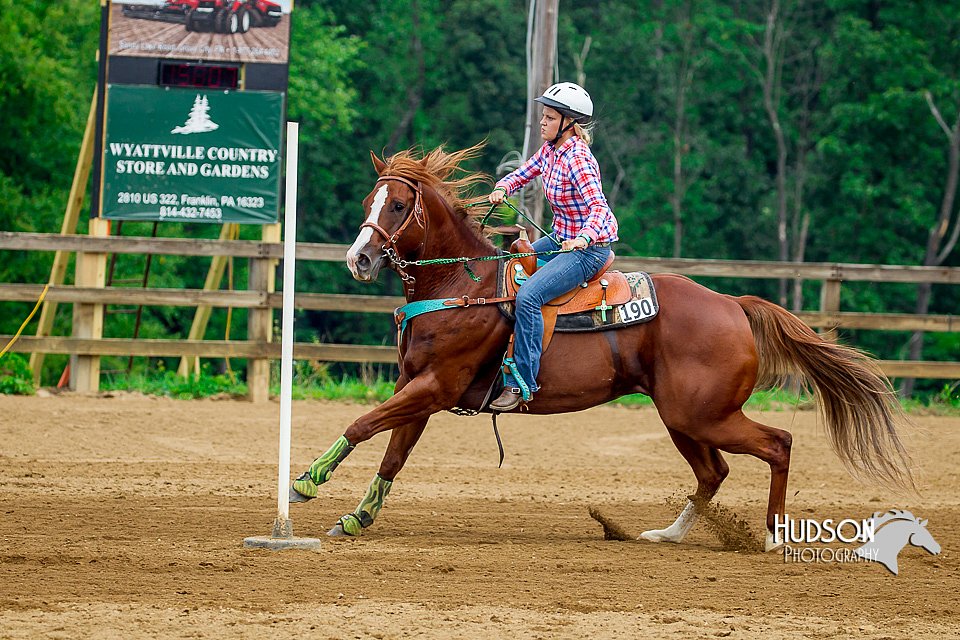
[[347, 184, 388, 280]]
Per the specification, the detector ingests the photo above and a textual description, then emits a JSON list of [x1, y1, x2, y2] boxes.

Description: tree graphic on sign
[[171, 95, 219, 135]]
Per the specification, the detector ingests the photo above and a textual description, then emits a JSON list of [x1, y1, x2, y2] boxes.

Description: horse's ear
[[370, 151, 387, 175], [921, 519, 928, 527]]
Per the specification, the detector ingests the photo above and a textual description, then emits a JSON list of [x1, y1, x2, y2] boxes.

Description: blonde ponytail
[[574, 122, 593, 145]]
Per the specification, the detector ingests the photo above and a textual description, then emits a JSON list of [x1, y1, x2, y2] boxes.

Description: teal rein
[[404, 245, 567, 282], [477, 199, 553, 238], [392, 200, 570, 338], [391, 201, 570, 282]]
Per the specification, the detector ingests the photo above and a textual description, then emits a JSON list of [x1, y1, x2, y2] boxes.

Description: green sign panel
[[102, 85, 283, 223]]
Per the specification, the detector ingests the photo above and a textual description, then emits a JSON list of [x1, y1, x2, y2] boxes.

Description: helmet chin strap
[[550, 114, 578, 146]]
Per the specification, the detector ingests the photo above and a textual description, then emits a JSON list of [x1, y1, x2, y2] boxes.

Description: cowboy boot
[[490, 387, 523, 412]]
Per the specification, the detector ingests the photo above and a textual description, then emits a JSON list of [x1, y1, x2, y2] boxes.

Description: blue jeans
[[510, 235, 612, 394]]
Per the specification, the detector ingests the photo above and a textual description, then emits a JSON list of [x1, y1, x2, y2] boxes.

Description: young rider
[[488, 82, 619, 411]]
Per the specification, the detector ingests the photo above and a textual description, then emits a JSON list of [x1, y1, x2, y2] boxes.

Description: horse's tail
[[735, 295, 914, 490]]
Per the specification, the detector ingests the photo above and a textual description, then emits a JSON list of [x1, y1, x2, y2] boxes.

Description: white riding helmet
[[535, 82, 594, 123]]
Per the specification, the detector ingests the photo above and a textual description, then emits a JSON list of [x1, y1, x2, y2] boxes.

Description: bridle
[[360, 175, 426, 298]]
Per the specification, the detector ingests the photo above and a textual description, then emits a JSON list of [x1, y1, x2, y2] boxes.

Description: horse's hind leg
[[640, 428, 729, 543], [690, 411, 792, 552], [328, 418, 428, 537]]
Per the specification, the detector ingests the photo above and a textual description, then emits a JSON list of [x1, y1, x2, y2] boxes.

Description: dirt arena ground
[[1, 394, 958, 639]]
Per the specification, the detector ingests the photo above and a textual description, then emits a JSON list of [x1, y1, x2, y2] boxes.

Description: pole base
[[243, 535, 322, 550], [243, 516, 321, 551]]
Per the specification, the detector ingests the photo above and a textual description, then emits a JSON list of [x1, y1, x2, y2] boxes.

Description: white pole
[[244, 122, 318, 549], [277, 121, 299, 522]]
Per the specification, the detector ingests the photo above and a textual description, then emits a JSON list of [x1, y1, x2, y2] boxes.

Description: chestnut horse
[[290, 144, 912, 550]]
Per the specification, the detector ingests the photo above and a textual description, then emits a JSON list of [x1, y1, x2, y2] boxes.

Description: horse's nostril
[[356, 254, 372, 271]]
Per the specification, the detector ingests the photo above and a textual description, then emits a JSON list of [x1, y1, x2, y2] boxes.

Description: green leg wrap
[[290, 435, 354, 501], [308, 435, 354, 484], [338, 474, 393, 536]]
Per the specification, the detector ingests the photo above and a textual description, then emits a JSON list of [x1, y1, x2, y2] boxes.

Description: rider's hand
[[561, 236, 589, 251], [488, 187, 506, 204]]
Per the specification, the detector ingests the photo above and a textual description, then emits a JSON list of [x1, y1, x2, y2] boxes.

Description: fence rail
[[1, 283, 957, 332], [1, 231, 957, 399], [2, 336, 395, 363], [4, 232, 960, 283], [6, 336, 960, 379]]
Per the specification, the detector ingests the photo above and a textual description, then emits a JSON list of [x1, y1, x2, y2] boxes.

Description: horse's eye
[[393, 201, 405, 212]]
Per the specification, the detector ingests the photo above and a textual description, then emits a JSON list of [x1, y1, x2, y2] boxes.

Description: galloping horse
[[291, 144, 912, 551]]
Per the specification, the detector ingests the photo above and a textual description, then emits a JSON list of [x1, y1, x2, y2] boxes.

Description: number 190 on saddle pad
[[499, 260, 659, 333]]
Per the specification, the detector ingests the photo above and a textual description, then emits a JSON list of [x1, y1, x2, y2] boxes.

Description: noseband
[[361, 175, 426, 298]]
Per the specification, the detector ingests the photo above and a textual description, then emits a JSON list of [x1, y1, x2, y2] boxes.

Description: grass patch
[[102, 370, 247, 400], [612, 386, 960, 416], [85, 364, 960, 417], [612, 388, 813, 411], [100, 362, 396, 403], [277, 376, 395, 403], [900, 382, 960, 416], [0, 353, 36, 396]]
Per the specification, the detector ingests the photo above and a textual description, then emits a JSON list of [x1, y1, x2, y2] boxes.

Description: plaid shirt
[[496, 137, 618, 244]]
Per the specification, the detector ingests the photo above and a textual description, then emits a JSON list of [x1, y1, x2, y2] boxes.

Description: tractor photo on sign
[[122, 0, 283, 34], [109, 0, 290, 63]]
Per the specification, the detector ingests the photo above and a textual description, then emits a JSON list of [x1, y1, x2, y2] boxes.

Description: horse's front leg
[[328, 417, 428, 537], [289, 373, 448, 505]]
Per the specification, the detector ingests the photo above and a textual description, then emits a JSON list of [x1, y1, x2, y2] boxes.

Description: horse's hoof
[[289, 487, 312, 503], [764, 531, 784, 553], [289, 472, 317, 503], [639, 528, 682, 543], [328, 513, 363, 537]]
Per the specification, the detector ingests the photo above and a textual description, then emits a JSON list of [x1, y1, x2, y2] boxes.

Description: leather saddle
[[503, 238, 632, 352]]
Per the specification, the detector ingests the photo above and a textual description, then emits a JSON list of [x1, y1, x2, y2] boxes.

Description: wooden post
[[522, 0, 558, 239], [819, 277, 842, 342], [30, 90, 98, 385], [247, 222, 281, 402], [176, 223, 238, 377], [70, 217, 110, 392]]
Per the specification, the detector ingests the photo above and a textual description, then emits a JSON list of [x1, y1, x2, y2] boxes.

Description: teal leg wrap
[[502, 357, 533, 401], [339, 474, 393, 536]]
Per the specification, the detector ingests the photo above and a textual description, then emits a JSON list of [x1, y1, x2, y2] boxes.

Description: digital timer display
[[159, 62, 240, 89]]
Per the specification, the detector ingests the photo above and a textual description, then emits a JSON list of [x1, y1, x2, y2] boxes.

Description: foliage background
[[1, 0, 958, 396]]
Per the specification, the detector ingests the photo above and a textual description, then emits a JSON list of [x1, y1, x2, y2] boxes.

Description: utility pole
[[522, 0, 558, 238]]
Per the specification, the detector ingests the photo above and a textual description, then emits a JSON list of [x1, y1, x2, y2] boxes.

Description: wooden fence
[[1, 230, 958, 401]]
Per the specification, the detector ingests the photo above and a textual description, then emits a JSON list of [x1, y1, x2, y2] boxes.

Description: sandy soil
[[0, 393, 958, 639]]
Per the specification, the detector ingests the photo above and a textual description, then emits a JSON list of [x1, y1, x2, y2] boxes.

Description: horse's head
[[346, 152, 427, 282], [908, 518, 941, 556], [858, 510, 941, 574]]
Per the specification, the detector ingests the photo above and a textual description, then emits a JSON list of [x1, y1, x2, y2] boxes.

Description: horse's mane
[[377, 143, 494, 239], [871, 509, 919, 528]]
